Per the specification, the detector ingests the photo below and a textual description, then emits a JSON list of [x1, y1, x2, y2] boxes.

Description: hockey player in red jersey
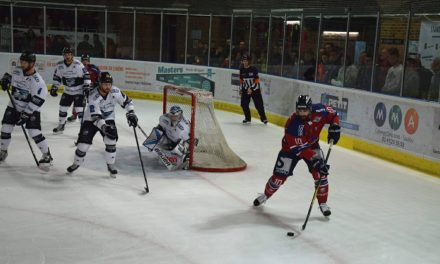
[[253, 95, 341, 216]]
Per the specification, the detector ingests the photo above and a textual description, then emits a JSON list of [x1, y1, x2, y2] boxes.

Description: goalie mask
[[169, 105, 183, 123]]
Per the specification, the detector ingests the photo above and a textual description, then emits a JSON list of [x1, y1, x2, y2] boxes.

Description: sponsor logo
[[389, 105, 402, 131], [321, 94, 348, 120], [374, 102, 387, 127], [157, 66, 183, 74], [404, 108, 419, 135]]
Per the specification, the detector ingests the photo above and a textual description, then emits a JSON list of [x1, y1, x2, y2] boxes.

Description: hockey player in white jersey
[[0, 51, 53, 169], [143, 105, 191, 170], [51, 47, 91, 134], [67, 72, 138, 177]]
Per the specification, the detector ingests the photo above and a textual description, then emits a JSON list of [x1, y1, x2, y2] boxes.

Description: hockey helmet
[[62, 47, 73, 55], [20, 51, 36, 63], [81, 54, 90, 62], [296, 95, 312, 111], [169, 105, 183, 116], [99, 72, 113, 84]]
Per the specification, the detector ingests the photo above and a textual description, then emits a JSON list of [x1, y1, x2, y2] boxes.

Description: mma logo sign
[[374, 102, 386, 127], [404, 108, 419, 135], [374, 102, 419, 135], [388, 105, 402, 131]]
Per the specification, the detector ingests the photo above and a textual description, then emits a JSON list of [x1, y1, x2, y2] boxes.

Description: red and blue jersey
[[86, 64, 101, 87], [281, 103, 340, 160]]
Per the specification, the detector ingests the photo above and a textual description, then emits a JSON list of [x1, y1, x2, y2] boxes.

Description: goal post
[[163, 85, 247, 172]]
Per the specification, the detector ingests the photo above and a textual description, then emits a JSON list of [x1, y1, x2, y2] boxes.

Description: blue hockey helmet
[[169, 105, 183, 116]]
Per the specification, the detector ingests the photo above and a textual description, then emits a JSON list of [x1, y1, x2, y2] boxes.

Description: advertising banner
[[1, 52, 439, 161]]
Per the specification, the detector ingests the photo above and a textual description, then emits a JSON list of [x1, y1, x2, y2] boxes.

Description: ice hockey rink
[[0, 94, 439, 264]]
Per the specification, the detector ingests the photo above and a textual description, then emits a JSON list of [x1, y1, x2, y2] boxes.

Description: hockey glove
[[126, 110, 138, 127], [328, 124, 341, 144], [101, 124, 118, 140], [50, 85, 59, 97], [16, 111, 31, 126], [311, 157, 329, 176], [83, 85, 92, 98], [1, 73, 12, 91]]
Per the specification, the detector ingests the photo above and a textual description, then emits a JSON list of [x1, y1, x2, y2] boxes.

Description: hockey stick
[[74, 95, 87, 146], [137, 124, 178, 170], [133, 126, 149, 193], [301, 140, 334, 231], [5, 88, 39, 167], [136, 124, 149, 138]]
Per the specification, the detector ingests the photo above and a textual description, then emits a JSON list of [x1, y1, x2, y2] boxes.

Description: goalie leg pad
[[170, 140, 189, 157], [153, 147, 176, 170], [143, 127, 164, 151]]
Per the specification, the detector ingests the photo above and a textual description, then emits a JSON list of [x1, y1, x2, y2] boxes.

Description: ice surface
[[0, 94, 439, 264]]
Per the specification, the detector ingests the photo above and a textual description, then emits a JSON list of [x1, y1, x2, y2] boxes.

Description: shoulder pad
[[32, 74, 40, 82], [312, 103, 326, 112], [160, 115, 170, 125], [73, 60, 81, 65], [110, 86, 120, 94], [57, 60, 64, 65], [12, 68, 21, 75]]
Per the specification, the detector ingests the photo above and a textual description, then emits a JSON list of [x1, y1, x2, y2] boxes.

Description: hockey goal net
[[163, 85, 247, 172]]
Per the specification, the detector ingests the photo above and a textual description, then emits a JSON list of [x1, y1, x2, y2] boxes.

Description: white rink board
[[1, 52, 439, 161]]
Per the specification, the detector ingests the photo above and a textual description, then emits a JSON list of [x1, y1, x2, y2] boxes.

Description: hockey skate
[[253, 193, 268, 206], [319, 203, 331, 217], [0, 150, 8, 162], [107, 164, 118, 178], [38, 151, 53, 171], [67, 115, 77, 122], [242, 119, 251, 124], [261, 119, 268, 125], [53, 124, 65, 135], [67, 164, 80, 173]]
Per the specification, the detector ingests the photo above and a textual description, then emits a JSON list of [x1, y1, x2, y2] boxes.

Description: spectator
[[402, 58, 420, 98], [417, 58, 433, 99], [428, 57, 440, 102], [375, 48, 391, 91], [23, 28, 37, 53], [300, 50, 316, 81], [77, 34, 94, 56], [381, 47, 403, 96], [93, 34, 104, 57], [323, 49, 340, 84], [356, 53, 373, 90], [331, 58, 358, 88], [233, 41, 248, 68], [35, 28, 48, 54]]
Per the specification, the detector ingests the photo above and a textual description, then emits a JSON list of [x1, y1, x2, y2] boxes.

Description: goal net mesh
[[164, 85, 247, 172]]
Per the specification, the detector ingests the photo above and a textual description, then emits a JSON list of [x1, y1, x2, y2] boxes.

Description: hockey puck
[[286, 232, 295, 237]]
